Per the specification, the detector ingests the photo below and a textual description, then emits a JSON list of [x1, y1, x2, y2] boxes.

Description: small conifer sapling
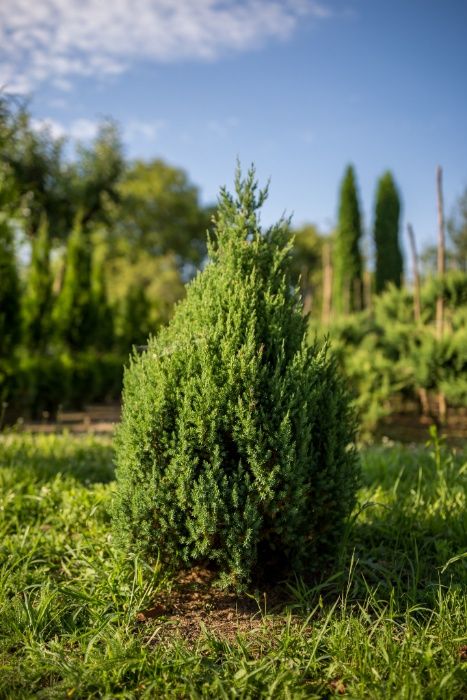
[[113, 167, 360, 588]]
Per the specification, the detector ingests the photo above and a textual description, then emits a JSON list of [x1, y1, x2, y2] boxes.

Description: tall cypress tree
[[54, 215, 94, 350], [22, 215, 52, 349], [334, 165, 364, 313], [374, 171, 403, 292], [0, 216, 20, 356]]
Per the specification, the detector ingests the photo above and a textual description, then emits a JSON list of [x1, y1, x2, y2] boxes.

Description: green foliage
[[0, 96, 124, 240], [0, 97, 68, 238], [334, 165, 364, 313], [0, 351, 124, 419], [288, 223, 325, 315], [71, 120, 124, 231], [115, 159, 213, 269], [116, 283, 152, 351], [0, 216, 20, 357], [53, 215, 94, 350], [114, 168, 359, 588], [313, 275, 467, 430], [0, 435, 465, 698], [90, 238, 114, 351], [374, 171, 403, 292], [22, 215, 53, 349]]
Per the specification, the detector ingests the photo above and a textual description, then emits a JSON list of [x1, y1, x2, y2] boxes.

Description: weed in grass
[[0, 432, 465, 698]]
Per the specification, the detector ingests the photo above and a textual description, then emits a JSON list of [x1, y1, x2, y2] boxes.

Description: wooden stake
[[321, 240, 333, 324], [407, 223, 421, 323], [436, 166, 446, 339], [407, 223, 430, 415], [436, 165, 447, 423]]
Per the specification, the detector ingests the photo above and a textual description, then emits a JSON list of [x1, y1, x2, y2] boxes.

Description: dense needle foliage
[[114, 168, 359, 587]]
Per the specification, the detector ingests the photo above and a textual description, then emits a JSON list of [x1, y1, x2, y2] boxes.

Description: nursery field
[[0, 433, 466, 699]]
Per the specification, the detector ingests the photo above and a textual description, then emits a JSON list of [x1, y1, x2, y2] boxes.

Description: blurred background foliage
[[1, 94, 466, 434]]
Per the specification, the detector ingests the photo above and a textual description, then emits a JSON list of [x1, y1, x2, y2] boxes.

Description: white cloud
[[30, 116, 165, 144], [30, 117, 98, 141], [0, 0, 332, 93], [30, 117, 66, 140]]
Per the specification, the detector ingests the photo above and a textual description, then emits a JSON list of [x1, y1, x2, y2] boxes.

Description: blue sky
[[2, 0, 467, 256]]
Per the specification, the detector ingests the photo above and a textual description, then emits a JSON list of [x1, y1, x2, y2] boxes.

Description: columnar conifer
[[54, 215, 94, 350], [334, 165, 364, 313], [113, 167, 359, 588], [22, 215, 52, 349], [0, 215, 20, 356], [374, 171, 403, 292], [90, 243, 114, 350]]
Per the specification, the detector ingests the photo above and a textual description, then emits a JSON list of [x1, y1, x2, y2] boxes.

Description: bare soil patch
[[136, 567, 295, 645]]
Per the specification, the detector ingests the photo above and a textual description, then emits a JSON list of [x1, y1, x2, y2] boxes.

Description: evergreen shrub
[[113, 168, 360, 588]]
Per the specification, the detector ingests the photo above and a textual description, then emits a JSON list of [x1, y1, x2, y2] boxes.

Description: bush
[[113, 168, 360, 588]]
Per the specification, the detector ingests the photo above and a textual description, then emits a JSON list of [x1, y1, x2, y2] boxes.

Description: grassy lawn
[[0, 433, 466, 699]]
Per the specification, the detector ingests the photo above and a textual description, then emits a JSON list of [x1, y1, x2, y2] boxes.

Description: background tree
[[22, 215, 52, 349], [333, 165, 364, 313], [116, 284, 152, 351], [71, 121, 125, 232], [0, 102, 21, 356], [289, 223, 325, 316], [53, 215, 94, 350], [114, 159, 213, 273], [90, 236, 114, 351], [0, 216, 20, 356], [448, 186, 467, 272], [374, 171, 403, 292], [0, 96, 124, 241]]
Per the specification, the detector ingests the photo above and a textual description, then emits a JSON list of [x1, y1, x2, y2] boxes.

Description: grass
[[0, 432, 466, 698]]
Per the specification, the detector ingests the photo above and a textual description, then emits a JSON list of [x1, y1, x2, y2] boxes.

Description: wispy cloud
[[31, 116, 165, 144], [0, 0, 332, 93], [31, 117, 99, 141]]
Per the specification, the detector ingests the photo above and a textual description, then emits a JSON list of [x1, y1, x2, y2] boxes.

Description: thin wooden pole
[[436, 166, 446, 339], [407, 223, 421, 323], [407, 223, 430, 415], [321, 240, 333, 324], [436, 165, 447, 423]]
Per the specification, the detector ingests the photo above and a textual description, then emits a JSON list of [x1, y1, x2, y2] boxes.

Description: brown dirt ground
[[134, 567, 299, 645]]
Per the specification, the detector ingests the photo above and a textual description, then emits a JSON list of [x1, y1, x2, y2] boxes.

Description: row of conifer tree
[[1, 163, 403, 359], [333, 165, 403, 314], [0, 215, 151, 359]]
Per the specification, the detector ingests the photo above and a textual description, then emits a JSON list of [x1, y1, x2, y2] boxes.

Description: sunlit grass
[[0, 432, 465, 698]]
